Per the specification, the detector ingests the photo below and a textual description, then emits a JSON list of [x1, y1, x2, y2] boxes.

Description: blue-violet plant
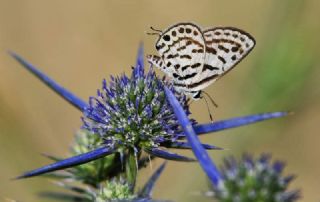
[[9, 44, 292, 201]]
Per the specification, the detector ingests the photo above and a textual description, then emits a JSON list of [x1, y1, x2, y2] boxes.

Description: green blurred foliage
[[243, 0, 317, 112]]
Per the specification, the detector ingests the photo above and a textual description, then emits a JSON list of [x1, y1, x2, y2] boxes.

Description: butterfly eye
[[192, 91, 201, 100]]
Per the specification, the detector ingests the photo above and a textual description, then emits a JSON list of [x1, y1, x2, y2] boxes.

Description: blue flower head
[[212, 154, 300, 202], [82, 60, 192, 150]]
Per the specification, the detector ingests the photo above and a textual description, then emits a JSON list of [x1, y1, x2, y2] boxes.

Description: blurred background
[[0, 0, 319, 201]]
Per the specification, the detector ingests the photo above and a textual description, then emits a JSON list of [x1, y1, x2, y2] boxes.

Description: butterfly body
[[147, 22, 255, 100]]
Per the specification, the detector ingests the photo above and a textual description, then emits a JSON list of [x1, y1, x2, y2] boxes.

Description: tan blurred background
[[0, 0, 319, 201]]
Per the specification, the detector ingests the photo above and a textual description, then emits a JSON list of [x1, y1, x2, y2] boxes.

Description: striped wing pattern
[[147, 23, 255, 99], [192, 27, 255, 91], [147, 23, 206, 93]]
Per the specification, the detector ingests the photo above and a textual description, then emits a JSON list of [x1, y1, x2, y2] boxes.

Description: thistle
[[213, 154, 300, 202], [81, 52, 195, 157]]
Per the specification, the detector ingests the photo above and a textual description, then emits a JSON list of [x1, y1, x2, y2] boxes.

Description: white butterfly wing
[[189, 27, 255, 92], [147, 23, 206, 92]]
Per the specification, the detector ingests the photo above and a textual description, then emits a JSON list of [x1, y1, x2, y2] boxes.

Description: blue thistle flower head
[[213, 153, 300, 202], [82, 64, 192, 151]]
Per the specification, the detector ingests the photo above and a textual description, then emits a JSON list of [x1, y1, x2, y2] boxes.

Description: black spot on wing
[[180, 55, 192, 59], [177, 72, 197, 81], [156, 43, 165, 51], [218, 45, 229, 53], [206, 47, 217, 55], [202, 64, 219, 71], [218, 56, 226, 64], [181, 65, 190, 71], [177, 46, 186, 51], [231, 46, 239, 52], [173, 73, 179, 78], [191, 63, 201, 68], [167, 54, 179, 59], [171, 70, 198, 82], [163, 35, 170, 41], [192, 49, 204, 53]]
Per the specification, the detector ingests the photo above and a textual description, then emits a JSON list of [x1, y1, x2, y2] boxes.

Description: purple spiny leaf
[[193, 112, 289, 135], [144, 148, 195, 162], [166, 142, 223, 150], [16, 146, 116, 179], [164, 86, 222, 187], [139, 162, 167, 198], [9, 51, 88, 111]]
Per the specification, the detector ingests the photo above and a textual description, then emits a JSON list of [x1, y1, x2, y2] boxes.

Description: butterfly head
[[191, 91, 202, 100]]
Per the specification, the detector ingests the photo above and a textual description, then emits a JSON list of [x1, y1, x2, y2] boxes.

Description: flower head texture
[[82, 59, 193, 151], [213, 154, 300, 202]]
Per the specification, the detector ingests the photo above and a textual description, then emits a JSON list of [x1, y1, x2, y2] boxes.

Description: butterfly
[[147, 22, 255, 100]]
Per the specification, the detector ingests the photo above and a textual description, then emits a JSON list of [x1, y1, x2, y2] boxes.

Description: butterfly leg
[[201, 93, 215, 122]]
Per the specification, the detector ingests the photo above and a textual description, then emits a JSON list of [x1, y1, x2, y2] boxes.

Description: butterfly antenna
[[150, 26, 162, 33], [202, 91, 218, 108], [202, 94, 214, 122], [146, 26, 162, 36], [146, 32, 161, 36]]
